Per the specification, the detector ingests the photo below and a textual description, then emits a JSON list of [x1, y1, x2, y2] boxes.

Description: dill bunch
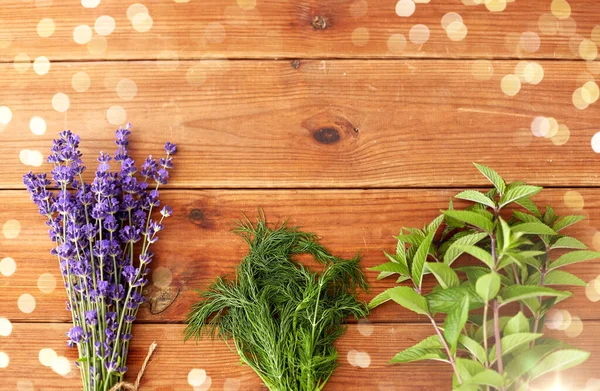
[[184, 216, 369, 391]]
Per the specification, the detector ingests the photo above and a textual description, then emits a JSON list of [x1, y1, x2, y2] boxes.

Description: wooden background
[[1, 0, 600, 390]]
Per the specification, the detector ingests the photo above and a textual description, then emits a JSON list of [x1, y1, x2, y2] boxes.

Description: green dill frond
[[184, 215, 369, 391]]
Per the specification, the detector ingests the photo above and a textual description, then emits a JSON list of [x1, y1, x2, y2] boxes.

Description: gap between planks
[[2, 57, 595, 65]]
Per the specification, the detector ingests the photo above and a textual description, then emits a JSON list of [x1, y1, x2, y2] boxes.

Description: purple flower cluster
[[24, 125, 176, 390]]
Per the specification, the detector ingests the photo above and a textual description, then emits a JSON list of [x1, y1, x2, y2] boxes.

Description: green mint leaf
[[499, 185, 542, 208], [443, 232, 488, 265], [458, 334, 487, 365], [475, 272, 500, 302], [455, 244, 494, 269], [553, 215, 586, 232], [388, 335, 446, 364], [386, 286, 429, 316], [504, 311, 530, 335], [411, 228, 437, 290], [527, 270, 587, 287], [512, 222, 557, 236], [443, 294, 470, 356], [499, 285, 571, 306], [488, 333, 543, 364], [515, 196, 542, 218], [454, 190, 496, 209], [505, 343, 560, 386], [444, 210, 494, 233], [368, 290, 391, 309], [529, 349, 590, 381], [425, 262, 459, 289], [548, 250, 600, 270], [550, 236, 587, 250], [473, 163, 506, 195]]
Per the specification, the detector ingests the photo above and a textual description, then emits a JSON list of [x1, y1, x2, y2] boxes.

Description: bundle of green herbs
[[370, 163, 595, 391], [185, 215, 368, 391]]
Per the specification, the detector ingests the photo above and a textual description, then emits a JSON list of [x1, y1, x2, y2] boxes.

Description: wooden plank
[[1, 0, 599, 60], [0, 322, 598, 390], [2, 189, 600, 323], [1, 60, 600, 189]]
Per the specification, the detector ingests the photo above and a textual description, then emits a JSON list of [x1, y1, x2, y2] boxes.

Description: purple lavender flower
[[160, 205, 173, 218], [86, 310, 98, 326], [120, 226, 141, 244], [164, 142, 177, 155], [141, 156, 158, 180], [23, 125, 175, 391], [67, 326, 85, 345]]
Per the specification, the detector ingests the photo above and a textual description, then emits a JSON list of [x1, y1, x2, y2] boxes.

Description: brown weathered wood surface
[[1, 323, 598, 390], [1, 189, 600, 324], [2, 0, 600, 389], [1, 60, 600, 189], [0, 0, 599, 60]]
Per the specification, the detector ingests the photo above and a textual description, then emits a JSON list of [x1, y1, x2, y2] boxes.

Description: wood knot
[[313, 128, 340, 144], [189, 208, 204, 222], [302, 110, 360, 147], [312, 15, 327, 30], [144, 286, 180, 315], [291, 59, 301, 69], [188, 207, 214, 229]]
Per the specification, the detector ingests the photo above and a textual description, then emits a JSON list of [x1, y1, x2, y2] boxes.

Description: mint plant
[[369, 163, 595, 391]]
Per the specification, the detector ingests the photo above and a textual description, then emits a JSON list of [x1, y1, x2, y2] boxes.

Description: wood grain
[[1, 0, 599, 60], [2, 189, 600, 323], [1, 60, 600, 189], [1, 322, 598, 390]]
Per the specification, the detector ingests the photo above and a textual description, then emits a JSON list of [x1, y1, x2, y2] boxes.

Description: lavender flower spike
[[23, 125, 175, 391]]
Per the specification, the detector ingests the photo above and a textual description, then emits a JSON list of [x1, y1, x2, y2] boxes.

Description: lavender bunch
[[23, 125, 176, 391]]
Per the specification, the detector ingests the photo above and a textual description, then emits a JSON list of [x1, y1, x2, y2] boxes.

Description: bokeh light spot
[[127, 4, 148, 20], [0, 106, 12, 125], [188, 368, 207, 387], [52, 93, 70, 112], [18, 293, 36, 314], [116, 79, 138, 101], [95, 15, 116, 36], [29, 116, 47, 135], [0, 352, 9, 368], [395, 0, 416, 17], [37, 273, 57, 294], [33, 56, 50, 75], [409, 24, 430, 45], [551, 0, 571, 19], [132, 13, 153, 33], [3, 219, 21, 238], [446, 21, 468, 42], [357, 319, 374, 336], [39, 348, 57, 366], [81, 0, 100, 8], [564, 316, 583, 338], [471, 60, 494, 80], [51, 356, 71, 376], [237, 0, 256, 10], [106, 106, 126, 125], [501, 74, 521, 96], [351, 27, 370, 47], [0, 257, 16, 277], [563, 190, 584, 210], [37, 18, 55, 38], [73, 25, 93, 45], [0, 317, 12, 336], [72, 71, 91, 92], [387, 34, 407, 53]]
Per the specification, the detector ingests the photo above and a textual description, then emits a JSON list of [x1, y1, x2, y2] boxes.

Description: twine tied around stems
[[108, 341, 158, 391]]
